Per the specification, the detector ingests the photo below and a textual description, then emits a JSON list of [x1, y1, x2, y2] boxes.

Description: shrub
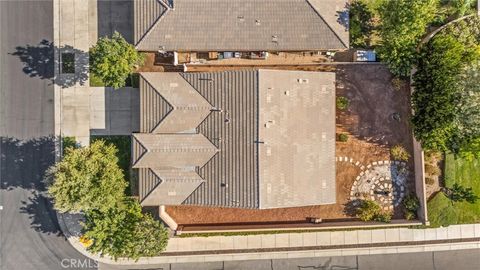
[[403, 194, 420, 212], [336, 96, 349, 110], [338, 133, 349, 142], [392, 77, 405, 91], [390, 145, 410, 161], [425, 163, 441, 176], [403, 194, 420, 220], [425, 177, 435, 185], [405, 210, 416, 220], [375, 212, 392, 223], [445, 182, 479, 204], [357, 200, 381, 221]]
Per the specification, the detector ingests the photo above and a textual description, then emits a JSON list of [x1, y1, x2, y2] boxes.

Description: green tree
[[412, 30, 480, 151], [46, 140, 127, 213], [377, 0, 438, 77], [83, 198, 169, 260], [90, 32, 144, 88], [445, 182, 479, 204], [349, 0, 375, 48]]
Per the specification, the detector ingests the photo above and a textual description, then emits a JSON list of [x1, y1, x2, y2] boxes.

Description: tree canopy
[[412, 17, 480, 152], [89, 32, 144, 88], [47, 140, 127, 213], [83, 198, 169, 260], [377, 0, 438, 77]]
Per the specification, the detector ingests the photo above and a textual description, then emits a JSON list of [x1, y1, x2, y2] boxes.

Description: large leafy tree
[[90, 32, 144, 88], [412, 17, 480, 152], [377, 0, 438, 77], [83, 198, 169, 260], [46, 140, 127, 213], [349, 0, 374, 48]]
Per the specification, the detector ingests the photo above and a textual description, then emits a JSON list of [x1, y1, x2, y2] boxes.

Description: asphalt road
[[0, 1, 95, 269], [100, 249, 480, 270]]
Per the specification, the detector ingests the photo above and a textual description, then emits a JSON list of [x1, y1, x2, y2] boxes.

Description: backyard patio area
[[165, 64, 416, 226]]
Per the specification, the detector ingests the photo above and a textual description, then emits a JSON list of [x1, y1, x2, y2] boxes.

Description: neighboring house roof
[[134, 0, 349, 52], [133, 70, 336, 209]]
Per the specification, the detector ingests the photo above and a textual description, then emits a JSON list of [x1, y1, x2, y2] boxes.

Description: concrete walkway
[[58, 211, 480, 265], [55, 0, 138, 146]]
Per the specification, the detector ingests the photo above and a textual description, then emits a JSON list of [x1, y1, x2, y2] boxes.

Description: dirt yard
[[166, 64, 415, 225]]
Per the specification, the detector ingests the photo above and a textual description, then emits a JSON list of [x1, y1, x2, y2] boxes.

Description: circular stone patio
[[349, 161, 409, 211]]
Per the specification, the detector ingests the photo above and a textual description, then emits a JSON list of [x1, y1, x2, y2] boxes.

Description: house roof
[[140, 169, 205, 206], [132, 133, 218, 169], [134, 0, 349, 52], [134, 70, 336, 209]]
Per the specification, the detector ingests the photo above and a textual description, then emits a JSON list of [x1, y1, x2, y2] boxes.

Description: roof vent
[[255, 19, 261, 26], [237, 16, 245, 22], [272, 35, 278, 44], [297, 78, 309, 84]]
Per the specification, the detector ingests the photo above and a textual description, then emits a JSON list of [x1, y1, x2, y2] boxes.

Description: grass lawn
[[90, 135, 134, 196], [428, 153, 480, 227]]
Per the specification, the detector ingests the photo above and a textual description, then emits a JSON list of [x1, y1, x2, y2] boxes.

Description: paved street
[[99, 249, 480, 270], [0, 1, 94, 269]]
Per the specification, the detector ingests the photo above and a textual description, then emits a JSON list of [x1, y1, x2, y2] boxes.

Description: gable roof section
[[132, 133, 218, 169], [139, 75, 173, 133], [135, 0, 349, 51], [140, 169, 204, 206], [134, 0, 168, 47], [140, 73, 213, 133]]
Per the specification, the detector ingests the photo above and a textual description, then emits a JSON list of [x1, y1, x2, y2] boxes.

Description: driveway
[[0, 1, 94, 269]]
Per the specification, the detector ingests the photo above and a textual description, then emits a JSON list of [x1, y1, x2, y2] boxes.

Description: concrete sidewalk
[[58, 211, 480, 265]]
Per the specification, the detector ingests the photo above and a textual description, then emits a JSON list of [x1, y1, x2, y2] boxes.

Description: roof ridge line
[[304, 0, 348, 49]]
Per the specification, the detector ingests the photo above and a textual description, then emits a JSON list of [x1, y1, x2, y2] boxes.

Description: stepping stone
[[360, 166, 365, 170], [394, 161, 399, 165], [355, 161, 360, 166], [379, 161, 384, 165], [372, 161, 378, 166], [367, 164, 372, 169], [360, 172, 364, 176], [385, 160, 390, 164], [339, 157, 343, 161], [356, 176, 360, 180], [400, 186, 405, 191], [350, 158, 354, 163]]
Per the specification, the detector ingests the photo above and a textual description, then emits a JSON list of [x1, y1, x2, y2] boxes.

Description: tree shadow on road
[[1, 136, 65, 235], [20, 192, 64, 236], [0, 136, 56, 191], [10, 39, 89, 88]]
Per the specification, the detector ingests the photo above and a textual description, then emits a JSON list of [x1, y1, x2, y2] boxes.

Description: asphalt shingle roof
[[135, 0, 349, 51], [134, 70, 336, 208]]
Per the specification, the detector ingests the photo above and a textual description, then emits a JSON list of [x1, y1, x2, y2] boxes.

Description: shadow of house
[[10, 39, 88, 88]]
